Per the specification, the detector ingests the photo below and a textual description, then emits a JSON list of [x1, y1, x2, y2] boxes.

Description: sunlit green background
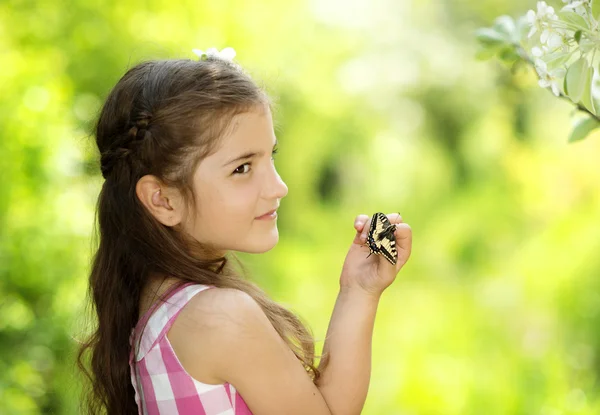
[[2, 0, 600, 413]]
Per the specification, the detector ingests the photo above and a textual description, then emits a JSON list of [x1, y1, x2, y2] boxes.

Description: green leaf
[[498, 46, 519, 63], [492, 15, 517, 42], [475, 28, 508, 48], [579, 65, 596, 114], [568, 116, 600, 142], [516, 15, 531, 39], [575, 30, 582, 43], [594, 97, 600, 115], [558, 11, 589, 29], [593, 1, 600, 21], [565, 57, 589, 102]]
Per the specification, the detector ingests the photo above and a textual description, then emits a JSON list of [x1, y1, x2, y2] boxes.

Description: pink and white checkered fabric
[[129, 283, 253, 415]]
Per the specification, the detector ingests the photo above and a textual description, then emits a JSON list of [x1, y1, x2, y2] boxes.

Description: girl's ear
[[136, 175, 184, 227]]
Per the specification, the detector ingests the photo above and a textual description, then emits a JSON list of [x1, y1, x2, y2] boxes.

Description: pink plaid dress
[[129, 282, 253, 414]]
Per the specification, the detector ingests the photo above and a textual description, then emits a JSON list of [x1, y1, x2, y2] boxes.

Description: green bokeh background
[[2, 0, 600, 413]]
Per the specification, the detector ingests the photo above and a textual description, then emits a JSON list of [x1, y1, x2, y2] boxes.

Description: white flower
[[536, 1, 558, 19], [527, 1, 559, 37], [562, 0, 586, 7], [535, 58, 566, 96], [192, 47, 237, 62], [526, 10, 539, 37], [562, 0, 589, 14], [560, 0, 591, 17], [540, 27, 566, 48]]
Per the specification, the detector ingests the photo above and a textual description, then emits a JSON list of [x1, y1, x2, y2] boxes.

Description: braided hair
[[99, 113, 152, 179]]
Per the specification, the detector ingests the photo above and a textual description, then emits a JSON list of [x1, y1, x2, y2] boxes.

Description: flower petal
[[535, 58, 548, 73], [532, 46, 544, 57], [219, 47, 237, 60], [528, 26, 538, 38], [548, 33, 564, 48]]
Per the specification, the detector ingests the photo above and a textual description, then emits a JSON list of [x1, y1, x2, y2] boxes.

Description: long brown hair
[[77, 56, 321, 414]]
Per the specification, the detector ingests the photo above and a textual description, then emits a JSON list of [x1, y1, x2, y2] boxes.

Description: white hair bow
[[192, 47, 237, 62]]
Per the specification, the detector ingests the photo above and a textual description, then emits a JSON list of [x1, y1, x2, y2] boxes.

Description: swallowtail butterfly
[[365, 212, 397, 265]]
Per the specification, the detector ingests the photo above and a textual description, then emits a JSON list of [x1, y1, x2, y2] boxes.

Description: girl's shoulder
[[167, 285, 263, 383], [176, 285, 258, 324], [169, 285, 263, 345]]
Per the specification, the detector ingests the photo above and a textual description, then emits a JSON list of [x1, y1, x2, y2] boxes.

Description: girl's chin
[[241, 232, 279, 254]]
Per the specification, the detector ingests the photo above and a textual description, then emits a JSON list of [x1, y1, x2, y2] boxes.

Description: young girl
[[78, 47, 412, 415]]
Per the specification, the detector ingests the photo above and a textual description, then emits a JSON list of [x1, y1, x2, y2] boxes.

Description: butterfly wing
[[366, 212, 397, 265]]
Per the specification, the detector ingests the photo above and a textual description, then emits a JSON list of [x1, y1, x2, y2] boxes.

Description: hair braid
[[100, 113, 153, 179]]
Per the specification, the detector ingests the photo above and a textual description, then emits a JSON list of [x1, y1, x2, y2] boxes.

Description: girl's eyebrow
[[222, 141, 278, 167]]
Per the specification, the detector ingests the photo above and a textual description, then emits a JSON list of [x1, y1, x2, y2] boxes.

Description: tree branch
[[514, 44, 600, 122]]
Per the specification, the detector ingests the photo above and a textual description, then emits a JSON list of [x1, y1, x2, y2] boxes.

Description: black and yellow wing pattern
[[365, 212, 397, 265]]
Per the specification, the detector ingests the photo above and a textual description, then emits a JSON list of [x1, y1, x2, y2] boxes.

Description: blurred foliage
[[1, 0, 600, 414]]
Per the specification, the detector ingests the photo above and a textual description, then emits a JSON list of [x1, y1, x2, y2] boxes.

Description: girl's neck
[[138, 275, 183, 320]]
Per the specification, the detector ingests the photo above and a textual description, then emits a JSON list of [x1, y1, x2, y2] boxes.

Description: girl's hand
[[340, 213, 412, 297]]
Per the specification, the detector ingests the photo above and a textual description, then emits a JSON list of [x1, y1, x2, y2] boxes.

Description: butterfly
[[365, 212, 398, 265]]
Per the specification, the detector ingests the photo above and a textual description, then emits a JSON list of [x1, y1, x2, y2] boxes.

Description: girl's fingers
[[394, 222, 413, 266], [354, 214, 369, 234], [354, 214, 369, 226], [352, 215, 370, 245]]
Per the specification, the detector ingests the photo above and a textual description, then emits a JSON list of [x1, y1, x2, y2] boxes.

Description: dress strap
[[130, 282, 214, 362]]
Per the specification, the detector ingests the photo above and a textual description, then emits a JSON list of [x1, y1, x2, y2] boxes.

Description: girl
[[78, 47, 412, 415]]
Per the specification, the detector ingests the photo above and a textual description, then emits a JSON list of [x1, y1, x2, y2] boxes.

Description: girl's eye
[[233, 163, 251, 175], [232, 147, 278, 175]]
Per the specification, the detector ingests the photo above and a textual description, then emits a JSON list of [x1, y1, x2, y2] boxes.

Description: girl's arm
[[315, 287, 380, 415], [312, 212, 412, 413]]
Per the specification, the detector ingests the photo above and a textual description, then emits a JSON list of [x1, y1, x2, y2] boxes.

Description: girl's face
[[181, 105, 288, 254]]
